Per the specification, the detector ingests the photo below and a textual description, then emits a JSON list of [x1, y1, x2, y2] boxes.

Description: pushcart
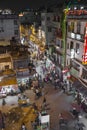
[[39, 111, 50, 130]]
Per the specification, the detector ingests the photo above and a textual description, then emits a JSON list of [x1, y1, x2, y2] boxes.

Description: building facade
[[41, 9, 64, 78], [41, 12, 54, 47], [0, 53, 12, 71], [19, 10, 41, 26], [0, 10, 20, 41], [66, 6, 87, 83]]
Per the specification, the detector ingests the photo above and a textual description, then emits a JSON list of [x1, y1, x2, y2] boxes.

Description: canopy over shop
[[0, 76, 18, 94]]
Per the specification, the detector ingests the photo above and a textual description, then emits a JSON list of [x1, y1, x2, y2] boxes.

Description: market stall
[[39, 111, 50, 130]]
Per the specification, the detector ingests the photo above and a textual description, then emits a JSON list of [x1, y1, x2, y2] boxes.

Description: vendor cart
[[39, 111, 50, 130]]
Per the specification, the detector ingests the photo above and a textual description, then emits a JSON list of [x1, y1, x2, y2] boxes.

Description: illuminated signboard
[[67, 10, 87, 16], [82, 23, 87, 64], [71, 33, 75, 38], [76, 34, 81, 40]]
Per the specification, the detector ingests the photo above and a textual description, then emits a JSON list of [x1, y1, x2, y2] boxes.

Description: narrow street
[[34, 85, 74, 130], [0, 57, 73, 130], [0, 54, 87, 130], [0, 85, 74, 130]]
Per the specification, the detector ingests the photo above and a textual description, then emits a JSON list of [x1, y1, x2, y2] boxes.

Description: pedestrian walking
[[32, 103, 38, 112], [43, 96, 46, 103], [59, 113, 64, 120], [76, 92, 81, 105], [72, 107, 79, 119], [2, 99, 6, 106], [54, 80, 57, 90], [43, 96, 47, 108], [59, 113, 65, 125], [31, 120, 37, 129], [62, 86, 66, 93], [31, 121, 35, 129]]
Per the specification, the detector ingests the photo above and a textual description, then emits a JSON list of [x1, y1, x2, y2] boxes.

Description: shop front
[[1, 84, 18, 95], [0, 76, 18, 95]]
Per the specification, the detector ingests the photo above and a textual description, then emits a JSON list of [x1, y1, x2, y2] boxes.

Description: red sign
[[82, 23, 87, 64], [67, 10, 87, 16]]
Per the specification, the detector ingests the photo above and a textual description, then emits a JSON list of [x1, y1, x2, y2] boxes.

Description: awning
[[0, 77, 17, 86]]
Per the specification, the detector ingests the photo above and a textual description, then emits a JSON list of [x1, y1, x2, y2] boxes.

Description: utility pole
[[62, 11, 67, 69]]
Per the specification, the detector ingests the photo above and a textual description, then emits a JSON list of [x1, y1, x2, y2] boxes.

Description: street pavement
[[28, 59, 75, 130], [26, 83, 74, 130], [26, 42, 87, 130], [0, 95, 18, 106], [34, 58, 87, 130]]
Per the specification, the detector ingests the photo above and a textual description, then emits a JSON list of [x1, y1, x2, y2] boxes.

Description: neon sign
[[67, 10, 87, 15], [82, 23, 87, 65]]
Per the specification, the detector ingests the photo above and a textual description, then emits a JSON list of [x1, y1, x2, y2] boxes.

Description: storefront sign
[[67, 10, 87, 16], [82, 23, 87, 64], [41, 115, 50, 123]]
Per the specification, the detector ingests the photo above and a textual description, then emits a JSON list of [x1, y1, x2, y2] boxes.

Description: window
[[77, 22, 81, 34], [14, 20, 18, 25], [82, 69, 87, 79], [57, 28, 62, 37], [56, 39, 60, 46], [68, 24, 71, 32], [5, 65, 9, 69], [67, 59, 69, 66], [57, 16, 60, 22], [67, 43, 69, 49], [76, 43, 79, 54], [14, 30, 18, 35], [53, 15, 60, 22], [41, 15, 45, 21], [84, 26, 86, 35], [47, 17, 50, 21], [0, 27, 4, 32], [70, 41, 74, 49], [53, 16, 56, 21], [25, 17, 28, 21], [1, 20, 3, 23], [68, 22, 74, 32], [70, 22, 74, 32], [48, 27, 51, 32]]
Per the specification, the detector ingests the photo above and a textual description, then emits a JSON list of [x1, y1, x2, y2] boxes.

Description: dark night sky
[[0, 0, 64, 12]]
